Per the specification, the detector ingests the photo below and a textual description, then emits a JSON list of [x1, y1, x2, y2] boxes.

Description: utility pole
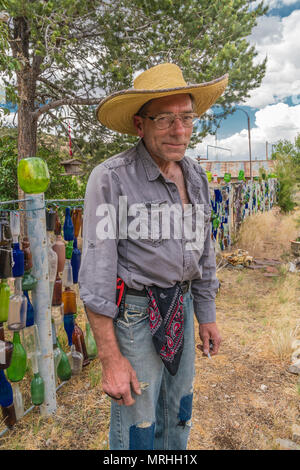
[[235, 108, 252, 180]]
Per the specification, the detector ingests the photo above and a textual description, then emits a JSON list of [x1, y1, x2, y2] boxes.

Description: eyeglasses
[[141, 112, 198, 130]]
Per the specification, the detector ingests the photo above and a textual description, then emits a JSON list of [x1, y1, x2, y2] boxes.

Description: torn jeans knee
[[177, 393, 193, 428], [129, 421, 155, 450]]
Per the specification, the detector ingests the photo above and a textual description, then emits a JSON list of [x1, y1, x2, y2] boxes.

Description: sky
[[189, 0, 300, 161], [1, 0, 300, 162]]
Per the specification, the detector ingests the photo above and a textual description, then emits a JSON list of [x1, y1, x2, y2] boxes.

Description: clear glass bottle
[[12, 382, 24, 420], [0, 323, 14, 370], [70, 344, 83, 375], [7, 277, 27, 331], [46, 207, 56, 232], [51, 303, 64, 330], [10, 211, 20, 244], [52, 322, 61, 386], [71, 238, 81, 284], [62, 259, 73, 288], [0, 211, 13, 279], [0, 211, 12, 246], [47, 232, 58, 303]]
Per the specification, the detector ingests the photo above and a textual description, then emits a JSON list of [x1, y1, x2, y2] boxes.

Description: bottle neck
[[13, 331, 21, 343], [14, 277, 23, 294]]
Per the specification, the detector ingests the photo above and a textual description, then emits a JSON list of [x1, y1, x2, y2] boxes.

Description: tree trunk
[[13, 17, 39, 236]]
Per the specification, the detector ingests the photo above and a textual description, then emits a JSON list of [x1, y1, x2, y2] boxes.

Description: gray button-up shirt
[[78, 140, 219, 324]]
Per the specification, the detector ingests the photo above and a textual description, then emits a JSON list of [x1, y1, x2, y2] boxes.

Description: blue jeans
[[109, 291, 195, 450]]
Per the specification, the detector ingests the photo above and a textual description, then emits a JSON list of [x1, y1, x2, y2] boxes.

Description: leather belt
[[126, 280, 190, 297]]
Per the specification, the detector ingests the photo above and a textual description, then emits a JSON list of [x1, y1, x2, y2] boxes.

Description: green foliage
[[272, 134, 300, 213], [0, 132, 18, 201], [0, 0, 269, 160], [0, 131, 87, 201]]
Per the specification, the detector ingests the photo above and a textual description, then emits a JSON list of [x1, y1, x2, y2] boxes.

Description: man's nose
[[170, 116, 185, 134]]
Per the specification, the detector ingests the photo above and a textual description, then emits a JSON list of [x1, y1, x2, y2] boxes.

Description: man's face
[[133, 94, 194, 163]]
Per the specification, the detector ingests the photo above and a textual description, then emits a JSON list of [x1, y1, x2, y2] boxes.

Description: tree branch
[[33, 97, 101, 119]]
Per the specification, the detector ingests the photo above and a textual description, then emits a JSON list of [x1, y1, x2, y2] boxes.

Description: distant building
[[197, 159, 276, 181]]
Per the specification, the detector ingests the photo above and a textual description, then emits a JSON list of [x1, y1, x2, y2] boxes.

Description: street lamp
[[234, 107, 252, 181]]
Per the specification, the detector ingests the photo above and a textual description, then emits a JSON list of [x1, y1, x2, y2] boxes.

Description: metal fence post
[[25, 193, 56, 416]]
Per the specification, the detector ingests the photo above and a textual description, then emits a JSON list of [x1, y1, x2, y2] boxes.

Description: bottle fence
[[0, 178, 278, 436]]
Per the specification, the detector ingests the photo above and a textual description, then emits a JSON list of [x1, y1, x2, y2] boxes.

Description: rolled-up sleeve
[[78, 165, 120, 318]]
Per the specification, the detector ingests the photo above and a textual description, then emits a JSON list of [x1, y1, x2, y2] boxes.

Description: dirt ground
[[0, 207, 300, 450]]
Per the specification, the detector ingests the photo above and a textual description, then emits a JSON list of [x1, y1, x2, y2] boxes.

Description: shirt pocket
[[128, 199, 169, 247]]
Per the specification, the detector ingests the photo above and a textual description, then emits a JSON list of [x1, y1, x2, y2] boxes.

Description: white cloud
[[190, 102, 300, 161], [245, 10, 300, 108], [252, 0, 300, 9]]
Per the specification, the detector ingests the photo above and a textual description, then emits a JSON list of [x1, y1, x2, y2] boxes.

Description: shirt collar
[[137, 139, 192, 183], [137, 139, 161, 181]]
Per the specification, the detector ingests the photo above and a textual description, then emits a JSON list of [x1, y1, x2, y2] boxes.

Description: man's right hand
[[85, 307, 141, 406], [101, 353, 141, 406]]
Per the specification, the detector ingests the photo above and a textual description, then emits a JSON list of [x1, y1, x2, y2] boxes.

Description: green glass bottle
[[30, 353, 45, 405], [85, 322, 98, 360], [56, 338, 72, 381], [30, 372, 45, 405], [6, 331, 27, 382], [0, 279, 10, 323], [224, 172, 231, 183]]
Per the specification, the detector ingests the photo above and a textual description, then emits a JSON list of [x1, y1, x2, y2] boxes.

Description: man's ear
[[133, 115, 144, 138]]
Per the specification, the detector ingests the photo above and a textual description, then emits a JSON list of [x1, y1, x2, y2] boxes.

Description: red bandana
[[145, 283, 184, 376]]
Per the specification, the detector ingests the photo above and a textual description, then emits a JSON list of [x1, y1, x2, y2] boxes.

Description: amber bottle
[[72, 323, 90, 367]]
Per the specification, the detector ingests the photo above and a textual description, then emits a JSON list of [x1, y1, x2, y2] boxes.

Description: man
[[79, 63, 228, 450]]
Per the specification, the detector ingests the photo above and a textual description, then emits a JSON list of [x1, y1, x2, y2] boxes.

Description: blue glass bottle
[[71, 238, 81, 284], [24, 291, 34, 327], [64, 313, 75, 346], [0, 369, 13, 407], [12, 242, 24, 278], [63, 207, 74, 241]]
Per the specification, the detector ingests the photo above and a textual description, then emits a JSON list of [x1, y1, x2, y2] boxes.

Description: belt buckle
[[181, 281, 190, 294]]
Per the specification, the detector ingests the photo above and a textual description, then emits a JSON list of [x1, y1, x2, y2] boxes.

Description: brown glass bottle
[[2, 403, 17, 428], [54, 211, 61, 236], [52, 235, 65, 273], [62, 287, 76, 314], [22, 237, 33, 271], [52, 274, 62, 306], [72, 323, 90, 367], [71, 208, 82, 239]]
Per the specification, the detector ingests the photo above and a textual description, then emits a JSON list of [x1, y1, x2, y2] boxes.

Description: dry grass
[[1, 206, 300, 450], [236, 206, 299, 259]]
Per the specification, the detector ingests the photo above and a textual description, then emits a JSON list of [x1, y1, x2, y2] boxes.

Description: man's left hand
[[197, 322, 222, 357]]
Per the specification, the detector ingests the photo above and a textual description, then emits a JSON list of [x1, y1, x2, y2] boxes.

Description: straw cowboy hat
[[96, 63, 228, 136]]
